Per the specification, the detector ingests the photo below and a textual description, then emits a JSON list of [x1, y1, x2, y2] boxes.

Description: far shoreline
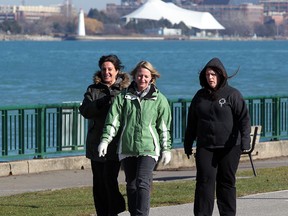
[[1, 34, 287, 41]]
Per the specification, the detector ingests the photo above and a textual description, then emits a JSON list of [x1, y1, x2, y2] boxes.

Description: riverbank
[[1, 33, 287, 41], [0, 34, 62, 41]]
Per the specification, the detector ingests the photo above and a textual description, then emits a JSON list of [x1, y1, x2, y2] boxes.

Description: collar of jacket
[[125, 81, 158, 100], [93, 71, 130, 89], [202, 83, 231, 101]]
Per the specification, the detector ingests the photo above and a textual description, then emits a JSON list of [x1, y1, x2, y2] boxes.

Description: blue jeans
[[122, 156, 156, 216]]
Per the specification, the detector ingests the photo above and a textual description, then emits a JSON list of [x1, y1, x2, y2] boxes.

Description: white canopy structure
[[122, 0, 225, 30]]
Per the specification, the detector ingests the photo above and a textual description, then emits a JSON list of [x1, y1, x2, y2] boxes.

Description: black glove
[[185, 148, 193, 159], [241, 144, 251, 152]]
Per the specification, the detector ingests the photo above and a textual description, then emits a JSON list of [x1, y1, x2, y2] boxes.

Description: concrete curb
[[0, 156, 91, 177], [156, 140, 288, 170], [0, 140, 287, 177]]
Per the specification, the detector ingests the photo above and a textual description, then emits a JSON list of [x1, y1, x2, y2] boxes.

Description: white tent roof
[[122, 0, 225, 30]]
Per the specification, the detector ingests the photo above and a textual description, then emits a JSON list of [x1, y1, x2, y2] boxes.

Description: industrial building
[[0, 2, 76, 22]]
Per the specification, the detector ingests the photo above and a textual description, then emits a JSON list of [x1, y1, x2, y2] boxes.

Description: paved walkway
[[119, 190, 288, 216], [0, 157, 288, 215]]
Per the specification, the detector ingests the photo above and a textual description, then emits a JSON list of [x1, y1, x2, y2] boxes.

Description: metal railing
[[1, 96, 287, 161], [170, 95, 288, 147], [0, 103, 86, 161]]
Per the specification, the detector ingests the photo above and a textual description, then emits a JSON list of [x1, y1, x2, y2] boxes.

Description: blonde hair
[[130, 61, 160, 84]]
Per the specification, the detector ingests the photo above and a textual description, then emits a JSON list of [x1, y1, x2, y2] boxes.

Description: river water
[[0, 40, 287, 106]]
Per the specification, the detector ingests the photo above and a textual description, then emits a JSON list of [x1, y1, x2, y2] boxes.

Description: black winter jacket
[[79, 71, 130, 162], [184, 58, 251, 153]]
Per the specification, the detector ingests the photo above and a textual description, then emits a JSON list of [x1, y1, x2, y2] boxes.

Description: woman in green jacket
[[98, 60, 172, 216]]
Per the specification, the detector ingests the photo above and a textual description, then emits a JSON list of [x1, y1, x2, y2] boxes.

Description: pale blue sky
[[0, 0, 120, 12]]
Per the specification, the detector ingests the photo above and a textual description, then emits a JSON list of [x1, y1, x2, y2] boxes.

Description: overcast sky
[[0, 0, 121, 12]]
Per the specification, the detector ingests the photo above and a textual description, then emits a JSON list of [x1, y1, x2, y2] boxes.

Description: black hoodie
[[184, 58, 251, 152]]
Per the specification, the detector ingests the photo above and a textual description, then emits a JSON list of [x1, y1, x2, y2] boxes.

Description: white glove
[[161, 151, 171, 166], [98, 141, 108, 157]]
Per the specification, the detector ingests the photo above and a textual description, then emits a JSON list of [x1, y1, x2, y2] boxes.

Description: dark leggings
[[194, 145, 242, 216], [91, 160, 125, 216]]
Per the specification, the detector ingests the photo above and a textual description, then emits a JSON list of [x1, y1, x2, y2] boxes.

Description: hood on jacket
[[93, 71, 131, 89], [199, 57, 228, 91]]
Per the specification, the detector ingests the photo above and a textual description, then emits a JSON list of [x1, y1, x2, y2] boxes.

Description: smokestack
[[78, 9, 86, 36]]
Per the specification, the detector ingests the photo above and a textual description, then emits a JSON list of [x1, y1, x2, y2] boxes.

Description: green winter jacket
[[101, 82, 172, 158]]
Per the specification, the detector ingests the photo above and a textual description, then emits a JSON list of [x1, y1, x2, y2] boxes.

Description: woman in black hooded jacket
[[184, 57, 251, 216], [79, 54, 130, 216]]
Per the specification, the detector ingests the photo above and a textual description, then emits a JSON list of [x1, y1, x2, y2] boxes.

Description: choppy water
[[0, 40, 287, 106]]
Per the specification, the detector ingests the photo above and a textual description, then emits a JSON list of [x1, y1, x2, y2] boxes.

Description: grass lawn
[[0, 166, 288, 215]]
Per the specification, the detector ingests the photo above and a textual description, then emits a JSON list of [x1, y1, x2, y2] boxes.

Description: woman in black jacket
[[184, 57, 251, 216], [79, 54, 130, 216]]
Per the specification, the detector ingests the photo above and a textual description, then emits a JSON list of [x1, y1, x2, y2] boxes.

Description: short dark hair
[[98, 54, 124, 71]]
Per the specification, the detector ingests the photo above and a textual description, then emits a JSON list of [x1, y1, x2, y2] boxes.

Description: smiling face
[[205, 67, 220, 89], [135, 67, 152, 92], [101, 61, 118, 86]]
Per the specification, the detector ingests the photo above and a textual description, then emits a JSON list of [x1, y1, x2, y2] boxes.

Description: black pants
[[91, 160, 126, 216], [122, 156, 156, 216], [194, 145, 242, 216]]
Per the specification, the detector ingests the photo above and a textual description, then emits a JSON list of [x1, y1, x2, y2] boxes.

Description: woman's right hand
[[185, 148, 193, 159]]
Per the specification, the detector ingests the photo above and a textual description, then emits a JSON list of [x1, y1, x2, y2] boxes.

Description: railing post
[[260, 98, 265, 137], [1, 110, 8, 156], [72, 106, 78, 150], [35, 107, 46, 158], [248, 98, 254, 124], [272, 97, 280, 140], [181, 99, 187, 144], [281, 98, 288, 135], [56, 107, 63, 151], [169, 101, 174, 144], [18, 109, 25, 155]]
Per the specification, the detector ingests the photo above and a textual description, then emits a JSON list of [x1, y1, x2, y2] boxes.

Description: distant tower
[[78, 9, 86, 36], [63, 0, 72, 17]]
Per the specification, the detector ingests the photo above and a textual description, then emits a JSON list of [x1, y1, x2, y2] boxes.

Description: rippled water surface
[[0, 40, 287, 106]]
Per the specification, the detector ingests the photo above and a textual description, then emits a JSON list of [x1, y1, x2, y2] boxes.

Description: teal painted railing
[[1, 96, 287, 161], [0, 103, 86, 161], [169, 95, 288, 147]]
